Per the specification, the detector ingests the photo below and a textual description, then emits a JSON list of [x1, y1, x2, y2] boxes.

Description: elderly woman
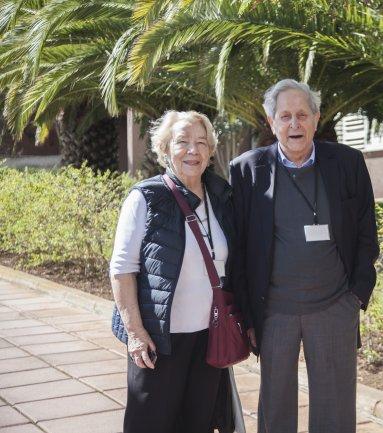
[[110, 111, 240, 433]]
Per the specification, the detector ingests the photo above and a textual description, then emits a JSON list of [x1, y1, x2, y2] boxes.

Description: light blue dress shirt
[[277, 142, 316, 168]]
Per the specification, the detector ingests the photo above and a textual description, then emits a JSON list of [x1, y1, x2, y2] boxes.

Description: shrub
[[0, 166, 382, 365], [360, 201, 383, 366], [375, 201, 383, 272], [0, 164, 137, 276]]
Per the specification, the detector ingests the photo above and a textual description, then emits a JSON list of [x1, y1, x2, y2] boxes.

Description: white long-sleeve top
[[110, 188, 228, 333]]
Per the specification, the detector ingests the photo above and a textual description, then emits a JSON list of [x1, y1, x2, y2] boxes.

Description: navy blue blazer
[[229, 141, 380, 353]]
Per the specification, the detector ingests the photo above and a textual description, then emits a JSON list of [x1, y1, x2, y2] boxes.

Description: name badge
[[204, 259, 225, 277], [304, 224, 330, 242]]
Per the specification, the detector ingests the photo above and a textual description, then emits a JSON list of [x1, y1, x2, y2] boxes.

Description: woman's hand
[[128, 327, 157, 369], [111, 274, 157, 369]]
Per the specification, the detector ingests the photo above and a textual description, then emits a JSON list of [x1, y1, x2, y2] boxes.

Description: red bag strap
[[163, 174, 221, 289]]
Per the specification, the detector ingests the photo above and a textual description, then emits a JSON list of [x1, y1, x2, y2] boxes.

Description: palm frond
[[215, 38, 233, 113], [101, 26, 140, 116]]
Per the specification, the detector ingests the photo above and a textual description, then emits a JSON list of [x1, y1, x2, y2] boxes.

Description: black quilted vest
[[134, 169, 234, 355]]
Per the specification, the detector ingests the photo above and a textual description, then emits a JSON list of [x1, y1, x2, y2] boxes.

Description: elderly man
[[230, 79, 379, 433]]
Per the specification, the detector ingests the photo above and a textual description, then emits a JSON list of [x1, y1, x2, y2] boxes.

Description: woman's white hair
[[150, 110, 217, 168], [263, 79, 321, 118]]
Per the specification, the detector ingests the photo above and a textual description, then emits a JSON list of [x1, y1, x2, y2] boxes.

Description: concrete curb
[[0, 264, 382, 423], [0, 264, 114, 318]]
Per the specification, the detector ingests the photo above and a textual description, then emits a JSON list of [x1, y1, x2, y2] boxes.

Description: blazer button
[[261, 296, 265, 302]]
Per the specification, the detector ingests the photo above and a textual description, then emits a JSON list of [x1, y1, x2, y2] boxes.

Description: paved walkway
[[0, 278, 382, 433]]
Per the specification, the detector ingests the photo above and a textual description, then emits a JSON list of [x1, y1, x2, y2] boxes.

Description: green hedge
[[0, 165, 382, 278], [0, 165, 382, 363], [0, 165, 137, 275], [360, 201, 383, 364], [375, 202, 383, 272], [0, 166, 382, 275]]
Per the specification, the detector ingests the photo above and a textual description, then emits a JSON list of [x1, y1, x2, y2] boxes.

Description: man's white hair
[[263, 79, 321, 118]]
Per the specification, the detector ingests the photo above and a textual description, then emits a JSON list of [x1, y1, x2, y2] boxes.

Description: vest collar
[[164, 168, 231, 210], [164, 169, 201, 210]]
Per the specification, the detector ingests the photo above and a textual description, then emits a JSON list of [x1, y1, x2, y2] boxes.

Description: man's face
[[267, 89, 320, 156]]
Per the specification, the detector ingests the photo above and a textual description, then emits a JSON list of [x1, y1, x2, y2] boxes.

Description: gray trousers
[[258, 291, 359, 433]]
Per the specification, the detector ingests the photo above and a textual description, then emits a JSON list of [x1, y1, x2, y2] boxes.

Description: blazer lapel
[[256, 143, 277, 261], [315, 142, 342, 248]]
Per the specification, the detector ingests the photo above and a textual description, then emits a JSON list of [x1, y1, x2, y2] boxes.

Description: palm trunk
[[55, 110, 118, 172], [315, 121, 337, 142]]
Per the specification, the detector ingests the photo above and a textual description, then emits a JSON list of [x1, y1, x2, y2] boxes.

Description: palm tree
[[1, 0, 382, 174], [0, 0, 135, 170], [0, 0, 224, 170], [122, 0, 383, 146]]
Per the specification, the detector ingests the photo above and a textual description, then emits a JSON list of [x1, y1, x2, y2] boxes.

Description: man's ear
[[314, 112, 320, 130], [267, 116, 275, 134]]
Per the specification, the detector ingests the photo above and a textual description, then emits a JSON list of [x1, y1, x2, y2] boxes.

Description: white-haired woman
[[110, 111, 240, 433]]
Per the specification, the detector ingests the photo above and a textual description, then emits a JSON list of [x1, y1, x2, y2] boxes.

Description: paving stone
[[80, 373, 126, 391], [373, 404, 383, 421], [244, 415, 257, 431], [16, 392, 122, 422], [0, 356, 48, 373], [0, 339, 12, 349], [298, 404, 309, 433], [40, 349, 121, 366], [44, 314, 102, 325], [104, 388, 127, 406], [0, 406, 29, 427], [90, 337, 126, 354], [239, 391, 258, 414], [59, 359, 127, 378], [298, 390, 310, 407], [0, 294, 39, 301], [356, 422, 383, 432], [1, 282, 382, 433], [0, 319, 43, 330], [26, 308, 83, 318], [22, 340, 98, 355], [0, 367, 68, 388], [0, 312, 24, 321], [1, 379, 94, 404], [239, 354, 259, 370], [358, 413, 373, 424], [235, 372, 261, 393], [2, 297, 52, 306], [10, 302, 65, 312], [0, 424, 44, 432], [0, 281, 26, 291], [56, 320, 110, 332], [38, 409, 125, 433], [9, 332, 78, 346], [0, 325, 60, 337], [233, 365, 248, 376], [0, 347, 29, 360], [74, 329, 113, 340]]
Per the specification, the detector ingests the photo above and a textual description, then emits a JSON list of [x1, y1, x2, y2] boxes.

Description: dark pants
[[258, 291, 359, 433], [124, 329, 222, 433]]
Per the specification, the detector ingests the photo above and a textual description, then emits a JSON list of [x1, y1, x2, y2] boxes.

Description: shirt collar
[[277, 142, 316, 168]]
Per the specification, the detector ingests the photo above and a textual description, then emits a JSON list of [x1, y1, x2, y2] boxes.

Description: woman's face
[[168, 120, 211, 185]]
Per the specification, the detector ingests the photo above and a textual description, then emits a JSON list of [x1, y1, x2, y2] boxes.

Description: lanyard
[[281, 163, 319, 225], [194, 186, 215, 259]]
